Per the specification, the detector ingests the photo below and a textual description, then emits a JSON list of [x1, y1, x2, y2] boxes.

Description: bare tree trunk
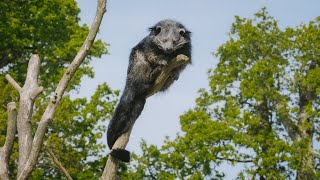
[[0, 102, 17, 180], [100, 55, 190, 180]]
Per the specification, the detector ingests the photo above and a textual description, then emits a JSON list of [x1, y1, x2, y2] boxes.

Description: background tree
[[0, 0, 117, 179], [123, 8, 320, 179]]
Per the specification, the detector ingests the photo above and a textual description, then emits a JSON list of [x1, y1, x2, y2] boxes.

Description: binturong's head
[[149, 19, 191, 54]]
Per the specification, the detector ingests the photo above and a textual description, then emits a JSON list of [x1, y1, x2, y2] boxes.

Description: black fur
[[109, 149, 131, 162], [107, 19, 192, 162]]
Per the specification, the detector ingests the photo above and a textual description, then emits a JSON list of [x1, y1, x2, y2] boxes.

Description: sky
[[75, 0, 319, 178]]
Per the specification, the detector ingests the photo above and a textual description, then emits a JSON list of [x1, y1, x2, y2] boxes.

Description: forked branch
[[6, 54, 43, 175]]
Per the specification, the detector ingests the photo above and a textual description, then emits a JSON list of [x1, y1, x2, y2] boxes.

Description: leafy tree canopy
[[0, 0, 108, 90]]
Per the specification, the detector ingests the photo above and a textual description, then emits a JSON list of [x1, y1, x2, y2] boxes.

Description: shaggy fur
[[107, 20, 192, 162]]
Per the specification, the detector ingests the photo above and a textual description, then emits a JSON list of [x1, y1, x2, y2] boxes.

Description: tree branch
[[146, 54, 190, 98], [17, 0, 108, 179], [276, 102, 300, 141], [0, 102, 17, 180], [5, 74, 22, 93], [100, 54, 190, 180], [31, 86, 44, 101], [45, 145, 73, 180], [216, 156, 253, 163]]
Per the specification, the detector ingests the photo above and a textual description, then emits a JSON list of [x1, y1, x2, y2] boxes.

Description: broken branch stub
[[147, 54, 189, 98]]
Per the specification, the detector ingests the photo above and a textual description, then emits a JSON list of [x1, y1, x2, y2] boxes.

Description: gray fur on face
[[149, 19, 191, 54]]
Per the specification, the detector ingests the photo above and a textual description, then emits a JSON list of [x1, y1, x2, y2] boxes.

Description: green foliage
[[124, 8, 320, 179], [0, 0, 115, 179], [0, 0, 108, 90]]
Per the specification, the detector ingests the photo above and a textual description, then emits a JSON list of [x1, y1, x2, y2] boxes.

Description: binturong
[[107, 19, 192, 162]]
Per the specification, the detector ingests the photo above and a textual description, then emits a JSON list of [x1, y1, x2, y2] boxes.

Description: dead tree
[[1, 0, 107, 179]]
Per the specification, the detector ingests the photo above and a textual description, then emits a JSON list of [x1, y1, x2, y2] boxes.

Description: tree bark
[[0, 102, 17, 180], [100, 54, 190, 180]]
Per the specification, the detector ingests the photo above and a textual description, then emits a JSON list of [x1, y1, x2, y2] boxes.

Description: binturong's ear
[[148, 26, 155, 31]]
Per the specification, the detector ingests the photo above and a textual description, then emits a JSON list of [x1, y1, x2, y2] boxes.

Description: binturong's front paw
[[159, 59, 168, 66], [149, 66, 162, 83], [170, 70, 180, 80]]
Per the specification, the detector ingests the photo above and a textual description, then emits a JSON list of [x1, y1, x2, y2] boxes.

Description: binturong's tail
[[107, 87, 146, 162]]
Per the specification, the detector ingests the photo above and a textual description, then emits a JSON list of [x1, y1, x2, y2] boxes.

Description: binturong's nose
[[162, 40, 174, 53]]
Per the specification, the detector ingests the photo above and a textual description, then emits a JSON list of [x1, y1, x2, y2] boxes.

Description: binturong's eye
[[179, 29, 186, 36], [155, 26, 161, 35]]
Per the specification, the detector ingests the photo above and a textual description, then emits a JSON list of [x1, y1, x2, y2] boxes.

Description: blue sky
[[76, 0, 319, 178]]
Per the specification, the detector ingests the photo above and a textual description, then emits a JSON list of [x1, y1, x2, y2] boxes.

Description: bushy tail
[[107, 88, 146, 162]]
